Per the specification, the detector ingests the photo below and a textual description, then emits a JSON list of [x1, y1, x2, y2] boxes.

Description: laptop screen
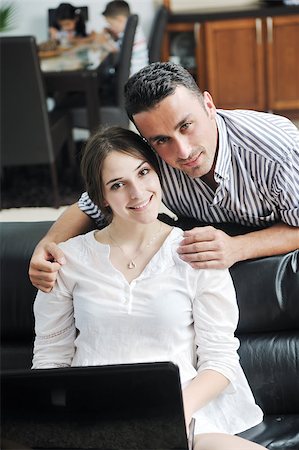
[[1, 362, 190, 450]]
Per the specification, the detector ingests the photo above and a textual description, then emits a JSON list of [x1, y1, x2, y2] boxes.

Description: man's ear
[[203, 91, 216, 118]]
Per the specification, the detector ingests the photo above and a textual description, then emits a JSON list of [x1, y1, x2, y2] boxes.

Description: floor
[[0, 206, 68, 222]]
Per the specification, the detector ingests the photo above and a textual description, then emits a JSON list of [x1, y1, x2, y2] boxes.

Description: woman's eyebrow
[[106, 176, 123, 186], [105, 160, 147, 185], [134, 160, 147, 171]]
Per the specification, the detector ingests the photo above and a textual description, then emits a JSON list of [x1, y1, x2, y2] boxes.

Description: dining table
[[40, 43, 111, 132]]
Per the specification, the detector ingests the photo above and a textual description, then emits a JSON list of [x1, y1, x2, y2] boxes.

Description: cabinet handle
[[255, 18, 262, 45], [194, 22, 200, 45], [266, 17, 273, 44]]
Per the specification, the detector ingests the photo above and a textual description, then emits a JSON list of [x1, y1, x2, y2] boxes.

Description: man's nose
[[173, 137, 191, 160]]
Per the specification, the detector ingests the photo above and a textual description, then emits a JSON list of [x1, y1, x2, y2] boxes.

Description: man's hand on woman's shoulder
[[29, 242, 66, 292]]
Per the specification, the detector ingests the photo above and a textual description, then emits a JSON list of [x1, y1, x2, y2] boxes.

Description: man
[[29, 62, 299, 292]]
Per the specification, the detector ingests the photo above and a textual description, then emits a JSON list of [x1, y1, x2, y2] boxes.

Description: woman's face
[[101, 150, 162, 225]]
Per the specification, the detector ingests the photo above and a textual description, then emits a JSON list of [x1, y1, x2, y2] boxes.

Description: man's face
[[133, 86, 218, 179]]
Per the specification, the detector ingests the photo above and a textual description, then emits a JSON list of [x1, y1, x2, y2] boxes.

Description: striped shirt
[[78, 109, 299, 229]]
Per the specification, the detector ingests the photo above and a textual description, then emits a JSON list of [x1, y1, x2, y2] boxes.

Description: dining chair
[[64, 14, 138, 131], [0, 36, 75, 208], [148, 5, 168, 63]]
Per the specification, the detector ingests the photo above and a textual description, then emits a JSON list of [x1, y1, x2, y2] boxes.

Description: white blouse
[[32, 227, 263, 435]]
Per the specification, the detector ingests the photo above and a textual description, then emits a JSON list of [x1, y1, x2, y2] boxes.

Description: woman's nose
[[129, 182, 143, 199]]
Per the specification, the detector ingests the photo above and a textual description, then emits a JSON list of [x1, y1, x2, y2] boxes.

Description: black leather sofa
[[1, 220, 299, 449]]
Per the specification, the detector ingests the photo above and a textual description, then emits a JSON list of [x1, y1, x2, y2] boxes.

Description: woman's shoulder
[[167, 225, 184, 240], [58, 230, 100, 259]]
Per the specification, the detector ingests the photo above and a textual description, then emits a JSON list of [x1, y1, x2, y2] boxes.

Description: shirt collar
[[214, 112, 232, 182]]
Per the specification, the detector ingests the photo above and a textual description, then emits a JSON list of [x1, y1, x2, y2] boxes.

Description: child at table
[[49, 3, 94, 47], [95, 0, 148, 76]]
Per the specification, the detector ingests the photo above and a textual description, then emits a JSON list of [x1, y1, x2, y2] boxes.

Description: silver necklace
[[108, 222, 162, 270]]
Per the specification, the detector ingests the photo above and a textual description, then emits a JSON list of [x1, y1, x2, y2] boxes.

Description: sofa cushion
[[0, 221, 53, 370]]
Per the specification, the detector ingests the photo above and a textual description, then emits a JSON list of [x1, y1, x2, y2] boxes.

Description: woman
[[32, 126, 265, 450]]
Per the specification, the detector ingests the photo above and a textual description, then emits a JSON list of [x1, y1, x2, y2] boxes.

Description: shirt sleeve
[[78, 191, 108, 229], [32, 274, 76, 369], [272, 144, 299, 227], [193, 268, 240, 392]]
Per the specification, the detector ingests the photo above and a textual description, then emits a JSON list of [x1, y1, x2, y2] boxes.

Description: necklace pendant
[[128, 260, 136, 269]]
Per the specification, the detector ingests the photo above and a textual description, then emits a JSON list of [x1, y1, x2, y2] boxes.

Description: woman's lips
[[129, 195, 152, 210]]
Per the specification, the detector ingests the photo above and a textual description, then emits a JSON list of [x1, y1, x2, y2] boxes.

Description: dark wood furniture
[[162, 2, 299, 118], [44, 69, 101, 132], [41, 44, 110, 132]]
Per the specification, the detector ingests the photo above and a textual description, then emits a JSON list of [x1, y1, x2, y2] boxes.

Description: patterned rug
[[1, 142, 85, 209]]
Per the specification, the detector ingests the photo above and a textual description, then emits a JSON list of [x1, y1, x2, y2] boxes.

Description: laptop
[[1, 362, 195, 450]]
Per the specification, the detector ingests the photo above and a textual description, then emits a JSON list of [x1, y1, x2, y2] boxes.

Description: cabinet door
[[205, 18, 266, 110], [162, 22, 206, 89], [266, 14, 299, 111]]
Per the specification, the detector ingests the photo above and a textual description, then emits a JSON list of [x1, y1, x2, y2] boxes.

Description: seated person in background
[[49, 2, 94, 46], [95, 0, 148, 76], [32, 126, 265, 450]]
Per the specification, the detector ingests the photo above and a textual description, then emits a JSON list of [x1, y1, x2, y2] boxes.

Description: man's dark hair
[[124, 62, 203, 121], [102, 0, 130, 18]]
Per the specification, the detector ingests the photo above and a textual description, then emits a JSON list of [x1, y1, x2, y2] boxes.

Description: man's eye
[[181, 122, 192, 130], [156, 137, 168, 145]]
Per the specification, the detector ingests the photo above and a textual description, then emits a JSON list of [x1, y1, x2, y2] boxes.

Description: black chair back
[[0, 36, 75, 207], [1, 36, 55, 166], [148, 6, 168, 63], [115, 14, 138, 107]]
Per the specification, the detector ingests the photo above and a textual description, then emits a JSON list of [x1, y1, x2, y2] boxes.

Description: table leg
[[85, 71, 100, 133]]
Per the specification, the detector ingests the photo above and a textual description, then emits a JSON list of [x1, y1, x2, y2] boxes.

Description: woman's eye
[[140, 168, 150, 176], [111, 182, 123, 191]]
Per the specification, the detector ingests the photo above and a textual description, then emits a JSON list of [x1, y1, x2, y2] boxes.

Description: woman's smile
[[128, 195, 153, 211]]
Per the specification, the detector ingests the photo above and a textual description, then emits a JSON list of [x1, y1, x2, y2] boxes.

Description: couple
[[33, 125, 266, 450], [30, 62, 299, 292]]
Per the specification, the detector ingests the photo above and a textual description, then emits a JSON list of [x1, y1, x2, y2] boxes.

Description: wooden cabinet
[[266, 15, 299, 111], [162, 22, 206, 88], [205, 18, 266, 110], [162, 12, 299, 114]]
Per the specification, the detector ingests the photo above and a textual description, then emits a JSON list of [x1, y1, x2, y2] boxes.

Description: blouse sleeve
[[193, 268, 240, 392], [32, 275, 76, 369]]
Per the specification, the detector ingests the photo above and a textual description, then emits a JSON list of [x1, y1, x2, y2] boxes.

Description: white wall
[[1, 0, 162, 43]]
